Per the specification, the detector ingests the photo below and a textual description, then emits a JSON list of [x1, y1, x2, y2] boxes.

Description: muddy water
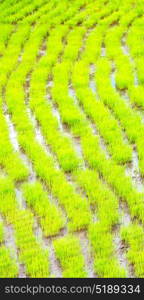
[[69, 85, 78, 105], [125, 146, 143, 192], [1, 215, 26, 278], [76, 231, 97, 278], [37, 37, 47, 61], [113, 203, 135, 278], [4, 108, 19, 152], [113, 203, 134, 277], [77, 29, 91, 61], [89, 64, 97, 94], [121, 34, 138, 86], [26, 107, 53, 158], [52, 106, 64, 131], [4, 103, 36, 182], [114, 232, 134, 277], [121, 34, 129, 55], [15, 188, 27, 210], [44, 237, 62, 278], [101, 43, 106, 57], [119, 202, 131, 226], [111, 65, 116, 89]]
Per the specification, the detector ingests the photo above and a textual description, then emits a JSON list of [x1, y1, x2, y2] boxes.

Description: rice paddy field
[[0, 0, 144, 278]]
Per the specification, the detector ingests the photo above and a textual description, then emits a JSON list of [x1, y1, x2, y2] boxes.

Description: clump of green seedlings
[[29, 27, 82, 172], [0, 24, 13, 55], [54, 235, 87, 278], [82, 134, 144, 224], [0, 246, 18, 278], [72, 59, 132, 164], [22, 181, 65, 237], [0, 222, 4, 244], [0, 112, 29, 182], [121, 224, 144, 277], [89, 223, 127, 277], [0, 178, 50, 277], [0, 220, 18, 277], [95, 57, 144, 176]]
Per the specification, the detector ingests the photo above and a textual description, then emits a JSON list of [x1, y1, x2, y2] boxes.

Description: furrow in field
[[53, 235, 88, 277], [112, 203, 135, 278], [4, 103, 36, 183], [75, 231, 96, 278], [89, 64, 98, 95], [0, 214, 23, 277], [0, 215, 18, 278], [45, 238, 63, 278], [4, 222, 26, 278]]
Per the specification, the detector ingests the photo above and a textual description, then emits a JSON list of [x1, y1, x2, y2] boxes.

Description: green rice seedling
[[0, 0, 32, 20], [105, 25, 134, 89], [45, 17, 144, 227], [127, 16, 144, 60], [3, 12, 92, 232], [63, 27, 86, 61], [83, 0, 118, 28], [74, 169, 119, 229], [30, 57, 81, 172], [54, 235, 87, 278], [81, 26, 104, 63], [121, 224, 144, 277], [128, 85, 144, 109], [72, 60, 132, 164], [0, 177, 50, 277], [0, 246, 18, 278], [11, 124, 90, 232], [82, 133, 144, 224], [95, 57, 144, 175], [0, 112, 29, 181], [14, 210, 50, 278], [0, 24, 13, 55], [22, 181, 65, 237], [0, 24, 31, 86], [89, 223, 127, 278], [1, 0, 47, 24], [115, 56, 134, 90], [21, 1, 55, 25], [5, 77, 91, 231]]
